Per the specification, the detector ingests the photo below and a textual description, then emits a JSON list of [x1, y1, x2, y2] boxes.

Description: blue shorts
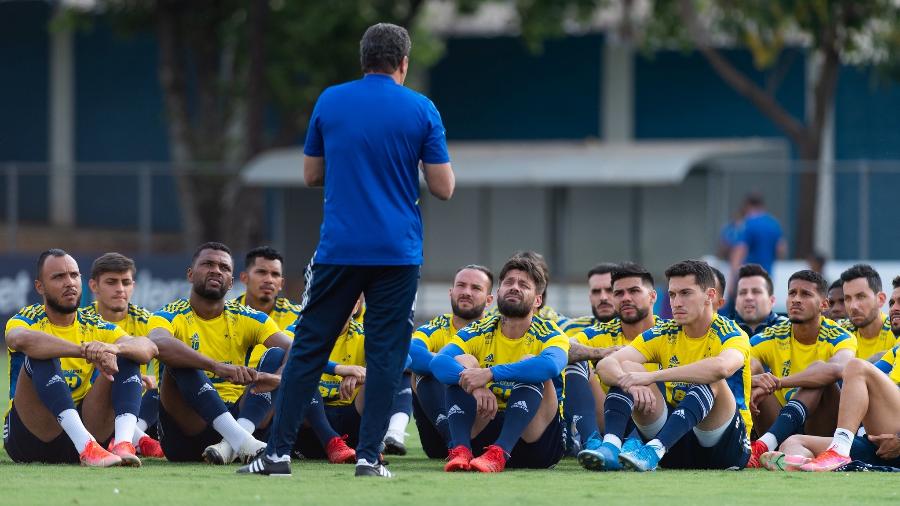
[[656, 408, 751, 470], [293, 404, 362, 459], [471, 411, 565, 469], [158, 396, 269, 462], [851, 435, 900, 467]]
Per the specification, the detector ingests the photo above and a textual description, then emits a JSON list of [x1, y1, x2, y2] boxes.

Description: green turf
[[1, 350, 898, 506]]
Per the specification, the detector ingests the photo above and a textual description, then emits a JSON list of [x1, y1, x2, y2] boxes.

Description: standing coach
[[239, 22, 454, 478]]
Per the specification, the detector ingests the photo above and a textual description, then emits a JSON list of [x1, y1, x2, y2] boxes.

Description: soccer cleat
[[203, 439, 236, 465], [618, 443, 661, 472], [236, 437, 268, 464], [621, 436, 643, 454], [444, 445, 474, 472], [469, 445, 508, 473], [355, 460, 393, 478], [108, 440, 142, 467], [383, 432, 408, 456], [578, 441, 623, 471], [325, 435, 356, 464], [80, 440, 123, 467], [760, 451, 809, 472], [746, 439, 768, 468], [799, 449, 851, 472], [136, 435, 165, 459], [237, 454, 292, 477]]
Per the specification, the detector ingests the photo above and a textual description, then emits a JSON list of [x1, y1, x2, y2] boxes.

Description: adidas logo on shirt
[[510, 400, 529, 412]]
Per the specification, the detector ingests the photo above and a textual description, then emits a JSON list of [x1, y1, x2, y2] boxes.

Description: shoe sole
[[469, 461, 502, 473], [202, 447, 231, 465], [117, 454, 142, 468], [82, 457, 123, 468], [383, 443, 407, 456], [578, 451, 619, 471], [618, 453, 651, 472]]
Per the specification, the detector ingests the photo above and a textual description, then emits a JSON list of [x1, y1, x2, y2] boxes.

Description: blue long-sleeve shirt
[[430, 343, 567, 385], [409, 339, 436, 375]]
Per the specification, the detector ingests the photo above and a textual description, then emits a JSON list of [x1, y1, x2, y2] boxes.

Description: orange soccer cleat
[[80, 440, 123, 467], [800, 448, 851, 472], [108, 440, 142, 467], [444, 445, 474, 472], [469, 445, 508, 473], [137, 435, 165, 459], [326, 435, 356, 464], [746, 439, 768, 468]]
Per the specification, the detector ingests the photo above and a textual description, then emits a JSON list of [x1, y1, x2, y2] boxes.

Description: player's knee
[[454, 354, 479, 369], [257, 347, 286, 372], [842, 357, 870, 379]]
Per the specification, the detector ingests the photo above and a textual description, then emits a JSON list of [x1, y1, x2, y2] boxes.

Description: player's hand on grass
[[339, 375, 359, 400], [459, 367, 493, 393], [869, 434, 900, 459], [141, 374, 157, 390], [751, 372, 779, 393], [334, 365, 366, 384], [472, 387, 498, 420], [251, 372, 281, 393], [627, 385, 656, 415], [93, 351, 119, 381], [215, 363, 257, 385], [81, 341, 120, 362], [617, 370, 654, 390]]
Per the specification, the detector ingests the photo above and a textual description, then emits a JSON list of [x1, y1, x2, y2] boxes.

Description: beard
[[194, 278, 228, 301], [591, 306, 616, 323], [46, 293, 78, 314], [620, 306, 649, 324], [789, 314, 816, 325], [451, 298, 486, 321], [498, 296, 531, 318]]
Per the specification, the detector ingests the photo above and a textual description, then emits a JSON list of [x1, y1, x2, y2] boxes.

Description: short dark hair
[[789, 269, 828, 296], [36, 248, 68, 279], [840, 263, 882, 294], [664, 260, 715, 290], [244, 246, 283, 270], [893, 276, 900, 290], [744, 192, 764, 207], [588, 262, 619, 280], [828, 279, 844, 292], [192, 242, 232, 265], [610, 262, 654, 288], [360, 23, 410, 74], [710, 265, 726, 295], [91, 252, 136, 280], [499, 254, 548, 295], [737, 263, 774, 296], [456, 264, 494, 290]]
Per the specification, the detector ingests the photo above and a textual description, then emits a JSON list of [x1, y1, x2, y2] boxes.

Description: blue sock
[[494, 382, 543, 453], [139, 389, 160, 426], [390, 372, 413, 416], [304, 390, 339, 446], [167, 368, 228, 423], [415, 375, 450, 441], [655, 384, 714, 449], [446, 385, 477, 449], [768, 399, 808, 445], [238, 347, 285, 428], [563, 362, 598, 445], [604, 386, 635, 441], [25, 357, 75, 416], [111, 357, 142, 417]]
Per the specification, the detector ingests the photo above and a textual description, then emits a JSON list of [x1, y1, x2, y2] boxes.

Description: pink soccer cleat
[[800, 449, 851, 472]]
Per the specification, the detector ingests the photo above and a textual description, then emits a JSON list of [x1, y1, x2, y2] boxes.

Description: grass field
[[1, 351, 898, 506]]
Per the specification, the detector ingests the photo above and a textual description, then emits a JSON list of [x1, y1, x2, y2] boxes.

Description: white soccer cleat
[[203, 439, 236, 465], [236, 437, 268, 464]]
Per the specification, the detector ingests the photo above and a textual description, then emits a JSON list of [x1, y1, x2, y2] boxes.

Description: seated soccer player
[[839, 264, 899, 361], [760, 343, 900, 471], [431, 253, 569, 473], [824, 279, 847, 320], [591, 260, 752, 472], [560, 263, 619, 336], [409, 264, 494, 459], [486, 251, 570, 328], [83, 252, 164, 458], [4, 249, 157, 467], [746, 270, 856, 467], [711, 265, 728, 313], [566, 262, 660, 454], [732, 263, 787, 336], [233, 246, 302, 369], [148, 242, 291, 464]]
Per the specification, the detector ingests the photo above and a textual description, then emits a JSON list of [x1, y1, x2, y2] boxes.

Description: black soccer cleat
[[236, 454, 292, 477], [355, 460, 393, 478], [382, 435, 407, 456]]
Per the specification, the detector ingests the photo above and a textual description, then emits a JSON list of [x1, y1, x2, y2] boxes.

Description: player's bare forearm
[[597, 356, 625, 386], [779, 361, 844, 389], [5, 327, 82, 359], [113, 335, 158, 364], [149, 330, 219, 372], [567, 342, 605, 364], [654, 354, 741, 385]]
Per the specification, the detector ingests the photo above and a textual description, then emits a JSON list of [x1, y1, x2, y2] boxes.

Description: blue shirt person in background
[[239, 22, 455, 479]]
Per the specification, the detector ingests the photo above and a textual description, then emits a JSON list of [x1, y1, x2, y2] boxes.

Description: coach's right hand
[[214, 363, 257, 385]]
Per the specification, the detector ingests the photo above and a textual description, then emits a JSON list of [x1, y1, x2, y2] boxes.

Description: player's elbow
[[428, 181, 454, 200], [424, 163, 454, 200], [713, 358, 738, 380], [5, 330, 24, 352]]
